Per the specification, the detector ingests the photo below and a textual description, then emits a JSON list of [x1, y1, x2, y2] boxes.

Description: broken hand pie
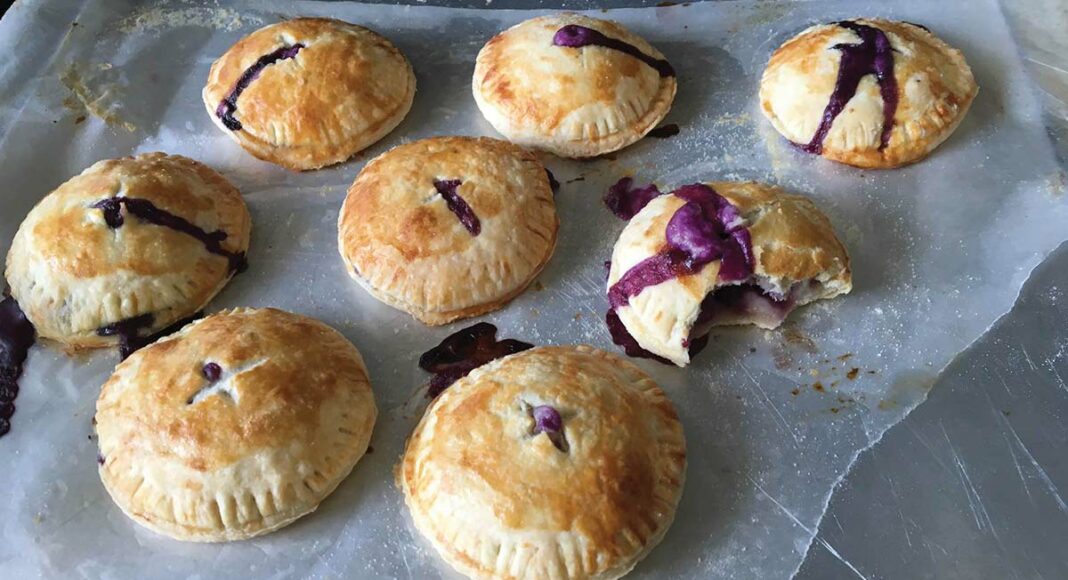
[[605, 180, 851, 367], [203, 17, 416, 170], [95, 308, 377, 542], [4, 153, 250, 356], [401, 345, 685, 580], [473, 13, 677, 158], [760, 19, 977, 168], [338, 136, 558, 325]]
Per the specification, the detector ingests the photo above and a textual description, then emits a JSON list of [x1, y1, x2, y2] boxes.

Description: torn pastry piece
[[202, 17, 416, 170], [401, 345, 685, 580], [606, 180, 851, 367], [338, 136, 558, 325], [473, 13, 677, 158], [759, 19, 977, 168], [95, 308, 377, 542], [4, 153, 250, 355]]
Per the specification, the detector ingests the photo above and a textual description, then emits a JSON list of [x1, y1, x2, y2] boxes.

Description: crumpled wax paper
[[0, 0, 1065, 578]]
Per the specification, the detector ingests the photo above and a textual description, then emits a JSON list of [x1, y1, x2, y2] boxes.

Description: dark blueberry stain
[[0, 296, 36, 438], [545, 169, 560, 195], [605, 308, 708, 366], [91, 197, 247, 274], [603, 177, 664, 220], [419, 322, 533, 398], [552, 24, 675, 78], [433, 179, 481, 236], [201, 362, 222, 382], [531, 405, 567, 451], [98, 311, 203, 360], [97, 453, 106, 465], [216, 44, 304, 131], [647, 123, 680, 139], [604, 182, 753, 365], [801, 21, 898, 154]]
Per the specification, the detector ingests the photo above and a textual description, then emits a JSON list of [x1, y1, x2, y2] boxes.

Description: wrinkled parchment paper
[[1, 0, 1066, 578]]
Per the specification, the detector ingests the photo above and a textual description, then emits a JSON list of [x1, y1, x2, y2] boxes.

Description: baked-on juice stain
[[553, 24, 675, 78], [418, 322, 532, 398], [432, 179, 481, 236], [91, 197, 247, 273], [0, 296, 36, 438], [802, 21, 898, 154], [216, 44, 305, 131], [97, 311, 203, 360]]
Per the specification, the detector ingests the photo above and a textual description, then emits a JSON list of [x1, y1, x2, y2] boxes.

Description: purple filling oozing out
[[603, 181, 753, 365], [202, 362, 222, 382], [531, 405, 567, 451], [216, 44, 305, 131], [0, 296, 36, 438], [433, 179, 481, 236], [552, 24, 675, 78], [603, 177, 664, 220], [91, 197, 247, 274], [419, 322, 533, 398], [97, 311, 203, 360], [802, 21, 898, 154], [607, 183, 752, 310]]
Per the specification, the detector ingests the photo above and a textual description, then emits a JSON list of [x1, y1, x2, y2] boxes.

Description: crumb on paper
[[116, 3, 262, 34], [60, 63, 136, 132]]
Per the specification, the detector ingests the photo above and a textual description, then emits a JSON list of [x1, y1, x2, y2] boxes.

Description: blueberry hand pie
[[4, 153, 250, 356], [401, 345, 685, 579], [203, 17, 416, 170], [95, 308, 377, 542], [473, 14, 677, 158], [760, 19, 977, 168], [338, 136, 558, 325], [605, 180, 851, 367]]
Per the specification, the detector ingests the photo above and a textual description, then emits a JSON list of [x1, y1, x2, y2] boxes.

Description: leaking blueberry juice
[[433, 179, 481, 236], [602, 181, 754, 364], [92, 196, 247, 273], [531, 405, 567, 451], [98, 311, 203, 360], [0, 296, 36, 438], [216, 44, 304, 131], [802, 21, 898, 154], [419, 322, 532, 397], [552, 24, 675, 78]]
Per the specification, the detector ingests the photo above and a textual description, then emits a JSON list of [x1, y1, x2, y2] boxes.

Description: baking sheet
[[1, 0, 1066, 578]]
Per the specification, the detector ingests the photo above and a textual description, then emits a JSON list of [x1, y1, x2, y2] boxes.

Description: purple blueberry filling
[[433, 179, 481, 236], [553, 24, 675, 78], [603, 177, 664, 220], [201, 362, 222, 382], [802, 21, 898, 154], [607, 183, 752, 311], [97, 311, 203, 360], [91, 196, 247, 273], [692, 283, 798, 333], [603, 181, 754, 365], [531, 405, 567, 451], [419, 322, 533, 398], [216, 44, 305, 131], [0, 296, 35, 438]]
